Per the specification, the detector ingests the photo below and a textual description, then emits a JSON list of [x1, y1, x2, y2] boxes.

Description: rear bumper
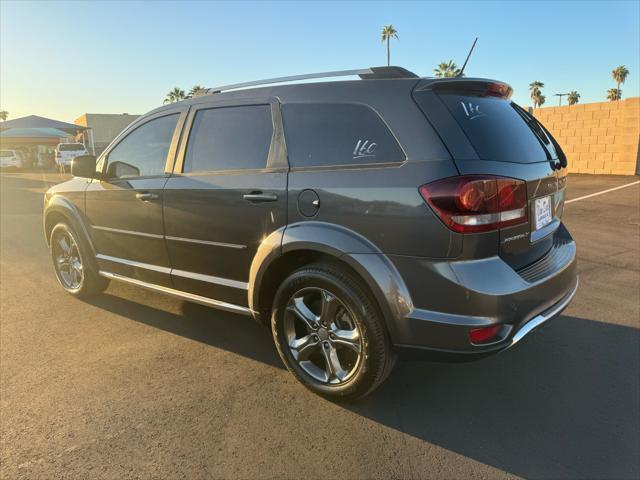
[[387, 224, 578, 360]]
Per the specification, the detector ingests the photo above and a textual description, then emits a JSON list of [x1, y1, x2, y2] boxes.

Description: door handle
[[243, 192, 278, 203], [136, 192, 159, 201]]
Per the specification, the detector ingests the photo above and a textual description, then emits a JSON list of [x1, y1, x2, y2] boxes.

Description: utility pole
[[554, 93, 569, 106]]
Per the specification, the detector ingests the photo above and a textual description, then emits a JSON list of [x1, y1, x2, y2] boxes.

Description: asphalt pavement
[[1, 171, 638, 479]]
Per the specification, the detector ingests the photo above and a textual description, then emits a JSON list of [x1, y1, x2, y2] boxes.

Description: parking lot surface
[[1, 171, 638, 479]]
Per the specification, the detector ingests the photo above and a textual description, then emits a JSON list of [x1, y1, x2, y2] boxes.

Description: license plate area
[[534, 195, 553, 230]]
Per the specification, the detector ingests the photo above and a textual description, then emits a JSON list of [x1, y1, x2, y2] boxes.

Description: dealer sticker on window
[[535, 196, 553, 230]]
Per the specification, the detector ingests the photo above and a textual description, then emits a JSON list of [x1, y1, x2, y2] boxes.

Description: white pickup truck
[[55, 143, 88, 173]]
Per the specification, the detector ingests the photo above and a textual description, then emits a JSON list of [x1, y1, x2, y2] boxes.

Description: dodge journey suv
[[43, 67, 578, 399]]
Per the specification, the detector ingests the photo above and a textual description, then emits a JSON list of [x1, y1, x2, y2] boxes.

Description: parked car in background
[[0, 149, 23, 169], [55, 143, 88, 173], [43, 67, 578, 400]]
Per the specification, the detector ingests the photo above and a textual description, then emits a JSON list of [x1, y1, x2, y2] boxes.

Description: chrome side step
[[99, 271, 253, 316]]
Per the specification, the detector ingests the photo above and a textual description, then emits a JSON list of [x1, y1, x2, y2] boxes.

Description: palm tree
[[0, 110, 8, 121], [611, 65, 629, 100], [164, 87, 186, 104], [537, 94, 546, 107], [188, 85, 207, 98], [434, 60, 462, 78], [529, 81, 545, 108], [607, 88, 621, 101], [381, 25, 399, 66], [567, 91, 580, 106]]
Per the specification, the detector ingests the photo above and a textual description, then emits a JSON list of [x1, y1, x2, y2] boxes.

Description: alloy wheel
[[52, 230, 84, 290], [284, 287, 363, 385]]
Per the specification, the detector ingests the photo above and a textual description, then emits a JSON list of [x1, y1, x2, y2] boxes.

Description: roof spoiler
[[416, 78, 513, 99]]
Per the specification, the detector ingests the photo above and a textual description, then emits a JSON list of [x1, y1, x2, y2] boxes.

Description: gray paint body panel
[[43, 74, 578, 358]]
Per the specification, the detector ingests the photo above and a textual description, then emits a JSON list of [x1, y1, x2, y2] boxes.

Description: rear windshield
[[437, 93, 557, 163], [59, 144, 85, 151], [0, 150, 14, 157]]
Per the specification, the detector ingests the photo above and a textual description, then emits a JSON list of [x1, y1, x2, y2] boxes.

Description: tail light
[[419, 175, 528, 233]]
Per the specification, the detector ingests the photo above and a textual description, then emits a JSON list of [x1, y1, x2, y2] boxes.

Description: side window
[[106, 114, 179, 178], [183, 105, 273, 172], [282, 103, 405, 168]]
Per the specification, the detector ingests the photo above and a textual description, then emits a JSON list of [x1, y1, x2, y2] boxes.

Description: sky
[[1, 0, 639, 123]]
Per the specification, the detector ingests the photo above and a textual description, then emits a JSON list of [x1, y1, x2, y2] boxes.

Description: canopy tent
[[0, 127, 72, 143], [0, 115, 86, 135], [0, 127, 73, 167]]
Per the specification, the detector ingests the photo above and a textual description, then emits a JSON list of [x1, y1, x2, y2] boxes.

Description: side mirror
[[71, 155, 99, 178], [106, 161, 140, 179]]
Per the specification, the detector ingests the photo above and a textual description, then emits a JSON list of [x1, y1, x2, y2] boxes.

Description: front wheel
[[50, 223, 108, 298], [271, 263, 396, 400]]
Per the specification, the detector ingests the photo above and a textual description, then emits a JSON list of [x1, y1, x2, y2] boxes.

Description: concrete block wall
[[530, 97, 639, 175]]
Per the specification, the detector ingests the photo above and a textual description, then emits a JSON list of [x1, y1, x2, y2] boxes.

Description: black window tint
[[184, 105, 273, 172], [282, 103, 404, 168], [60, 144, 85, 151], [107, 114, 178, 178], [437, 94, 557, 163]]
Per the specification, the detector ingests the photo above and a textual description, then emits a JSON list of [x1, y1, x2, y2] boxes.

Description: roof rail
[[206, 66, 419, 94]]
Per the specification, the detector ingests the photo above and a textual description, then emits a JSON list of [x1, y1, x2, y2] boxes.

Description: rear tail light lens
[[469, 325, 502, 344], [419, 175, 528, 233]]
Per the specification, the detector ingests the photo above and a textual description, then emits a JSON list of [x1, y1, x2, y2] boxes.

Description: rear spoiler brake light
[[417, 79, 513, 99]]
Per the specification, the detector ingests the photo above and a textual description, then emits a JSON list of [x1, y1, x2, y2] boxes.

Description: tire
[[49, 222, 109, 298], [271, 262, 396, 400]]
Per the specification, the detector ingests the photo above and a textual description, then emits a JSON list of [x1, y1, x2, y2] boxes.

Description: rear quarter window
[[437, 94, 557, 163], [282, 103, 405, 168]]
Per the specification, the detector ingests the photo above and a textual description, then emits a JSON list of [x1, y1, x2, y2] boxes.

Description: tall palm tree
[[188, 85, 207, 98], [164, 87, 186, 104], [567, 91, 580, 106], [529, 81, 545, 108], [607, 88, 621, 101], [434, 60, 461, 78], [611, 65, 629, 100], [0, 110, 8, 121], [381, 25, 399, 66]]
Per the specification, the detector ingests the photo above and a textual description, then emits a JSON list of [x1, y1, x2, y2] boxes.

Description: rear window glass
[[282, 103, 405, 168], [0, 150, 14, 157], [437, 94, 557, 163], [59, 144, 85, 151]]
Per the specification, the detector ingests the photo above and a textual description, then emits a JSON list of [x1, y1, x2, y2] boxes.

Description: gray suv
[[43, 67, 578, 399]]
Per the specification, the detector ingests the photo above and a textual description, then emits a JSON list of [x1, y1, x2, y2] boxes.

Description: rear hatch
[[413, 78, 568, 271], [58, 144, 86, 164]]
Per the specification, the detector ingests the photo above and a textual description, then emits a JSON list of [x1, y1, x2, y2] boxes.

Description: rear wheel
[[271, 263, 395, 400], [50, 223, 108, 298]]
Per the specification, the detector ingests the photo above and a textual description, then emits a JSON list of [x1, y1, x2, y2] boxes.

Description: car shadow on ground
[[87, 291, 639, 479], [350, 315, 640, 479], [88, 293, 284, 369]]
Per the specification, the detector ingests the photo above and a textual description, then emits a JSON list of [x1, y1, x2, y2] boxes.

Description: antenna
[[458, 37, 478, 77]]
